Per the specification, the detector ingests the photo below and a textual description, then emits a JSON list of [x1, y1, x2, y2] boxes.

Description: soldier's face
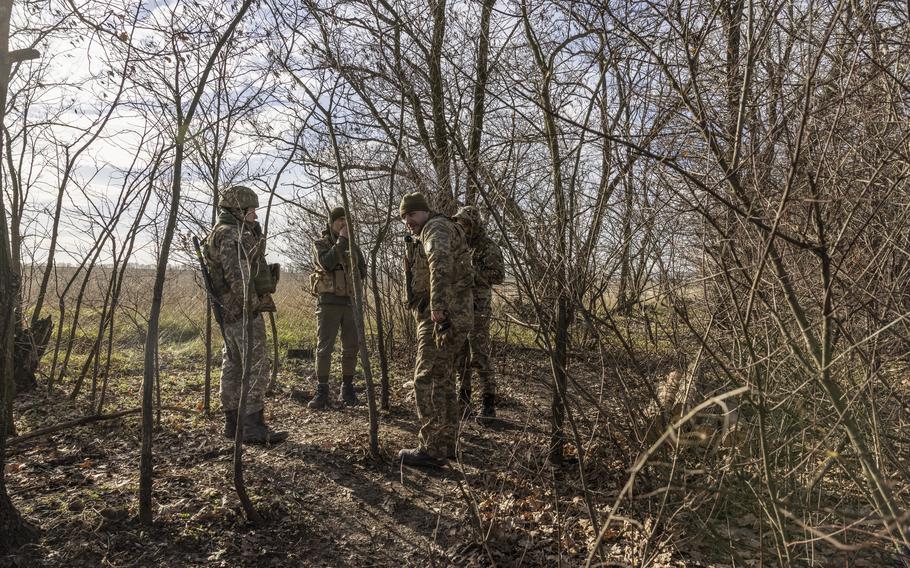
[[243, 208, 257, 222], [457, 218, 473, 236], [332, 217, 346, 235], [402, 210, 428, 234]]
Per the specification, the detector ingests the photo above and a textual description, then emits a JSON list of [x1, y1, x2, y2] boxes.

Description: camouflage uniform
[[205, 210, 275, 417], [203, 186, 286, 444], [453, 206, 505, 401], [405, 213, 474, 459]]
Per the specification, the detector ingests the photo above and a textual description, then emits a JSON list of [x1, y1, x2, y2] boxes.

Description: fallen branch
[[6, 406, 193, 448]]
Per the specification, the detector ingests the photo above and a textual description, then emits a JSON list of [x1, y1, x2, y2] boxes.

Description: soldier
[[452, 205, 505, 418], [308, 206, 367, 409], [204, 185, 288, 444], [399, 192, 474, 467]]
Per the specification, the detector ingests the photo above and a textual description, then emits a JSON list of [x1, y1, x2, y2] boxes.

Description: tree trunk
[[0, 0, 38, 551], [428, 0, 453, 212], [370, 256, 390, 411], [233, 294, 262, 524], [139, 142, 185, 524], [521, 3, 571, 464], [465, 0, 496, 203], [332, 133, 380, 457], [138, 0, 253, 524]]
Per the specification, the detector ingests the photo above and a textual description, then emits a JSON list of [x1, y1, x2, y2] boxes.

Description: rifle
[[192, 235, 227, 338]]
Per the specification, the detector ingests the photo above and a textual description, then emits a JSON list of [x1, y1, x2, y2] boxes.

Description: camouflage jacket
[[311, 229, 367, 305], [205, 211, 273, 323], [468, 229, 504, 290], [405, 213, 473, 313]]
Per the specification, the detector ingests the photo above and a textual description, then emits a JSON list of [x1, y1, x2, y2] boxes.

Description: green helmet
[[453, 205, 483, 228], [219, 185, 259, 209]]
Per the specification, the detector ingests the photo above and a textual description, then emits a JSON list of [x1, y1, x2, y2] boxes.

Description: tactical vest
[[310, 239, 356, 298]]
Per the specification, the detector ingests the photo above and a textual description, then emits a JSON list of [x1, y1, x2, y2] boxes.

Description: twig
[[6, 405, 193, 447]]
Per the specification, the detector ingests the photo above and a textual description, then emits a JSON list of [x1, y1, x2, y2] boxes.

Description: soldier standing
[[399, 192, 474, 467], [204, 185, 288, 444], [452, 205, 505, 418], [308, 207, 367, 409]]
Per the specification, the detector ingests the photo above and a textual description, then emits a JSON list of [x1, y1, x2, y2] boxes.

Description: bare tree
[[0, 0, 37, 551], [134, 0, 255, 525]]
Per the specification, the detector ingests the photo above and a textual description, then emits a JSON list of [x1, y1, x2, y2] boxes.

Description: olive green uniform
[[311, 230, 367, 378]]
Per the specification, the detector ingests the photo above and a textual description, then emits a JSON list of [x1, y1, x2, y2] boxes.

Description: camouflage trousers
[[412, 292, 473, 458], [315, 302, 359, 378], [220, 313, 268, 416], [454, 291, 495, 396]]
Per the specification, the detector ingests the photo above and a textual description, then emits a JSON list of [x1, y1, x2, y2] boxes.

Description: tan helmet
[[219, 185, 259, 209], [453, 205, 483, 228]]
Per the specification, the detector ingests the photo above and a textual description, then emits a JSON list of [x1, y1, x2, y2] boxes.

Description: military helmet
[[453, 205, 483, 228], [219, 185, 259, 209]]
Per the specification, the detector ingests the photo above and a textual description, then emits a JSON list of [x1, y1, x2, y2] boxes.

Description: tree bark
[[465, 0, 496, 203], [428, 0, 453, 212]]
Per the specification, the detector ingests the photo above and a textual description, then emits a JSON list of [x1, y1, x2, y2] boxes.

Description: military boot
[[239, 410, 288, 445], [223, 410, 237, 439], [339, 375, 359, 406], [398, 447, 447, 468], [308, 377, 330, 410], [480, 393, 496, 418]]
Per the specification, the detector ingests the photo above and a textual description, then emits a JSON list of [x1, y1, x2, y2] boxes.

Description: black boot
[[240, 410, 288, 445], [308, 377, 330, 410], [480, 393, 496, 418], [339, 375, 359, 406], [223, 410, 237, 439], [398, 447, 447, 468]]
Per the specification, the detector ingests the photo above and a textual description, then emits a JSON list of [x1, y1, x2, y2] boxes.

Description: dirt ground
[[1, 344, 666, 568], [2, 343, 895, 567]]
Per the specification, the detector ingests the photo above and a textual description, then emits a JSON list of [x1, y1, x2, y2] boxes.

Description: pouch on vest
[[253, 260, 277, 294], [310, 268, 349, 297]]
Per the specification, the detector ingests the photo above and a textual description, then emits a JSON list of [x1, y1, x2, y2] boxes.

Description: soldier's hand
[[431, 310, 446, 323]]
